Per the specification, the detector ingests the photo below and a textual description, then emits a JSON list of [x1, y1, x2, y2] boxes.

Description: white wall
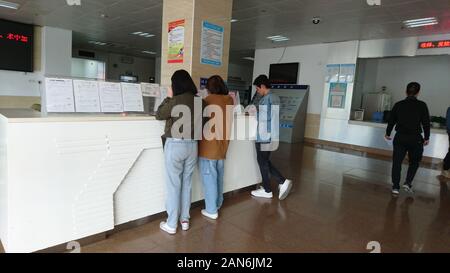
[[228, 63, 254, 86], [253, 44, 329, 114], [254, 33, 450, 116], [107, 53, 155, 82], [71, 58, 106, 80], [42, 27, 72, 77], [73, 49, 155, 83], [0, 70, 43, 97]]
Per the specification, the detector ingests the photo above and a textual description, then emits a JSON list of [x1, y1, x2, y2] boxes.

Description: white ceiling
[[1, 0, 450, 64]]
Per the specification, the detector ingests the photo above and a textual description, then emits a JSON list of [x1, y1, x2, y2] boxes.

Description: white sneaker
[[251, 187, 273, 199], [279, 179, 293, 200], [392, 189, 400, 196], [160, 221, 176, 235], [201, 209, 218, 220], [180, 221, 190, 231], [403, 184, 414, 194]]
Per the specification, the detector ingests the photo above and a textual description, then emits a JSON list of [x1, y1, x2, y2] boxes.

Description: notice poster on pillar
[[328, 83, 347, 109], [44, 78, 75, 113], [168, 19, 185, 64], [200, 21, 224, 67], [73, 80, 101, 113], [121, 83, 144, 112]]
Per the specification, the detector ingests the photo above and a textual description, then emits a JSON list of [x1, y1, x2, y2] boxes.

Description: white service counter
[[0, 109, 261, 253], [318, 118, 448, 159]]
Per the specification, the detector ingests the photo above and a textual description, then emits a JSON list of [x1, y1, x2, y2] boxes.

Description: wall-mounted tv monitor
[[269, 63, 299, 84], [0, 19, 34, 72]]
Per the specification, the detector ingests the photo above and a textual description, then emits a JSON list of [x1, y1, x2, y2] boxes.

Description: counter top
[[0, 109, 156, 123], [349, 120, 447, 135]]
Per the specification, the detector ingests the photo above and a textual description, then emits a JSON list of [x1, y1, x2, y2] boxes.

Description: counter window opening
[[352, 55, 450, 125]]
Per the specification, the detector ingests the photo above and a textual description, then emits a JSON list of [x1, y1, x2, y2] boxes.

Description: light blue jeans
[[164, 138, 198, 229], [199, 158, 225, 215]]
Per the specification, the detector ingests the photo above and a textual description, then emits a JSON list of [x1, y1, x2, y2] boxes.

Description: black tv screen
[[0, 19, 34, 72], [269, 63, 299, 84]]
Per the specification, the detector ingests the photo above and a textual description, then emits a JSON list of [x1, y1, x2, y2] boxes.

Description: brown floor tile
[[2, 143, 449, 253]]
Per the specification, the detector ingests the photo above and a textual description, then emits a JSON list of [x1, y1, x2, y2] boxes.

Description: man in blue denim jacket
[[250, 75, 293, 200], [443, 107, 450, 178]]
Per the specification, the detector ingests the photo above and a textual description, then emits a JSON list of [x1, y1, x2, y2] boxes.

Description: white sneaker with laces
[[403, 184, 414, 194], [180, 221, 190, 231], [160, 221, 176, 235], [279, 179, 293, 200], [251, 187, 273, 199], [201, 209, 218, 220]]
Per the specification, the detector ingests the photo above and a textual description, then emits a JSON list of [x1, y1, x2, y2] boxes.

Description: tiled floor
[[3, 144, 450, 253]]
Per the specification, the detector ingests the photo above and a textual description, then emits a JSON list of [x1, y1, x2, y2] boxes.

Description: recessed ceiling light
[[0, 0, 20, 9], [403, 17, 438, 28], [267, 35, 290, 42], [142, 51, 156, 54], [231, 19, 238, 23], [88, 41, 107, 46], [132, 32, 155, 38], [243, 57, 254, 61], [366, 0, 381, 6]]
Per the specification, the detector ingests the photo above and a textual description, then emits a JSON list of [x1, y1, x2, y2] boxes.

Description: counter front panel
[[0, 111, 261, 253]]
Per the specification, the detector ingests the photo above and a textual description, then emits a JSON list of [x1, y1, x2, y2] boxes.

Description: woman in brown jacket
[[198, 75, 234, 220]]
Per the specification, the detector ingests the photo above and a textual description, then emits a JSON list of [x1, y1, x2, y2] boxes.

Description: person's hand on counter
[[384, 135, 392, 141], [424, 139, 430, 146]]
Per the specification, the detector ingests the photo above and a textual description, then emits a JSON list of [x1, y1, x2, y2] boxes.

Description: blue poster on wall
[[200, 21, 224, 67]]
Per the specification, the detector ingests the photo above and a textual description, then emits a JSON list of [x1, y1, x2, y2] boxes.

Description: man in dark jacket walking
[[385, 82, 431, 195]]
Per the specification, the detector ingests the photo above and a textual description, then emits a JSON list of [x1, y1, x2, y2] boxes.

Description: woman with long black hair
[[156, 69, 202, 234]]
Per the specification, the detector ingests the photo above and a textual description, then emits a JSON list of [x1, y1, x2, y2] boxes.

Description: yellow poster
[[168, 19, 185, 63]]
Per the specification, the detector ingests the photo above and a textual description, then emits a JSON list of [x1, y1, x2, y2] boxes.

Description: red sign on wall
[[418, 40, 450, 49], [0, 33, 30, 43]]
